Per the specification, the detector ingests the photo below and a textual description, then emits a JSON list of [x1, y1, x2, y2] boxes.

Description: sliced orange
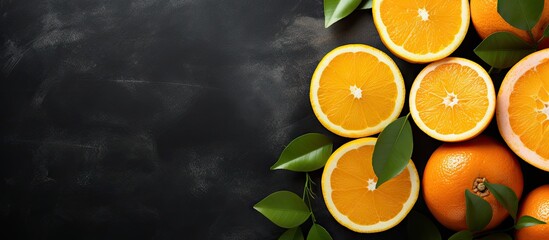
[[310, 44, 405, 138], [372, 0, 470, 63], [497, 49, 549, 172], [321, 138, 420, 233], [409, 57, 496, 142]]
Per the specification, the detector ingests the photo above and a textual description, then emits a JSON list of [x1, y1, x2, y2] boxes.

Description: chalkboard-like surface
[[1, 0, 547, 239]]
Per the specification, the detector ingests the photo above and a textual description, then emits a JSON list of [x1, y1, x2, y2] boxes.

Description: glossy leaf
[[474, 32, 535, 69], [253, 191, 311, 228], [498, 0, 544, 31], [448, 230, 473, 240], [484, 181, 518, 220], [515, 215, 546, 229], [306, 224, 332, 240], [279, 228, 304, 240], [465, 190, 493, 231], [406, 211, 441, 240], [358, 0, 372, 9], [478, 233, 512, 240], [324, 0, 362, 27], [271, 133, 333, 172], [373, 115, 413, 188]]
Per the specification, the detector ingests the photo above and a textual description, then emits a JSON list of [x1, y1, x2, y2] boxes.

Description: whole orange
[[422, 135, 524, 231], [470, 0, 549, 48], [515, 185, 549, 240]]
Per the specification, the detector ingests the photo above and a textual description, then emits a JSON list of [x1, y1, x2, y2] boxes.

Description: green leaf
[[253, 191, 311, 228], [373, 114, 413, 188], [448, 230, 473, 240], [271, 133, 333, 172], [474, 32, 536, 69], [484, 181, 518, 220], [324, 0, 362, 28], [279, 228, 304, 240], [406, 211, 441, 240], [478, 233, 512, 240], [515, 215, 547, 229], [358, 0, 372, 9], [465, 190, 493, 231], [498, 0, 544, 31], [306, 224, 332, 240]]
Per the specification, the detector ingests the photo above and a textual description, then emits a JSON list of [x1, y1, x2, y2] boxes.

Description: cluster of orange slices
[[309, 0, 549, 234]]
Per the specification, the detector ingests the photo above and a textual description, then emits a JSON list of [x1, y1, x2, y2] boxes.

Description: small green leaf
[[478, 233, 512, 240], [465, 190, 493, 231], [484, 181, 518, 221], [279, 228, 304, 240], [448, 230, 473, 240], [515, 215, 546, 229], [373, 114, 413, 188], [324, 0, 362, 28], [474, 32, 536, 69], [406, 211, 441, 240], [253, 191, 311, 228], [271, 133, 333, 172], [358, 0, 372, 9], [498, 0, 544, 31], [306, 224, 332, 240]]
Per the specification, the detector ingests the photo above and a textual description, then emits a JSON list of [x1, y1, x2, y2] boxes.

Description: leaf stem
[[304, 173, 317, 223], [528, 30, 535, 43], [488, 67, 494, 75], [303, 173, 309, 199]]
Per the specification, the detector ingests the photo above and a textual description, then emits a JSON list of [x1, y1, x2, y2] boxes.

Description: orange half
[[497, 49, 549, 171], [372, 0, 470, 63], [310, 44, 405, 138], [409, 57, 496, 142], [321, 138, 420, 233]]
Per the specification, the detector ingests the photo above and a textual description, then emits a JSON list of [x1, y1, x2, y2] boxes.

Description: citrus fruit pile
[[309, 0, 549, 236]]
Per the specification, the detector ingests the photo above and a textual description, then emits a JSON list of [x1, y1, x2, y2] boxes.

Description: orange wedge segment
[[409, 57, 496, 142], [321, 138, 420, 233], [497, 49, 549, 172], [310, 44, 405, 138], [372, 0, 470, 63]]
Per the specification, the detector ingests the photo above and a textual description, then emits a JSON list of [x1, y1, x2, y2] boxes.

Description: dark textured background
[[1, 0, 547, 239]]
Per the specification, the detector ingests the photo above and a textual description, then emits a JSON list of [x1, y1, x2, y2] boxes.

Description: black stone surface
[[1, 0, 548, 239]]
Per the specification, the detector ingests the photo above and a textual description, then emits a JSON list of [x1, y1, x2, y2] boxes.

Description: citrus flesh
[[516, 185, 549, 240], [497, 49, 549, 172], [409, 57, 496, 142], [422, 135, 524, 231], [372, 0, 470, 63], [321, 138, 420, 233], [310, 44, 405, 138]]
